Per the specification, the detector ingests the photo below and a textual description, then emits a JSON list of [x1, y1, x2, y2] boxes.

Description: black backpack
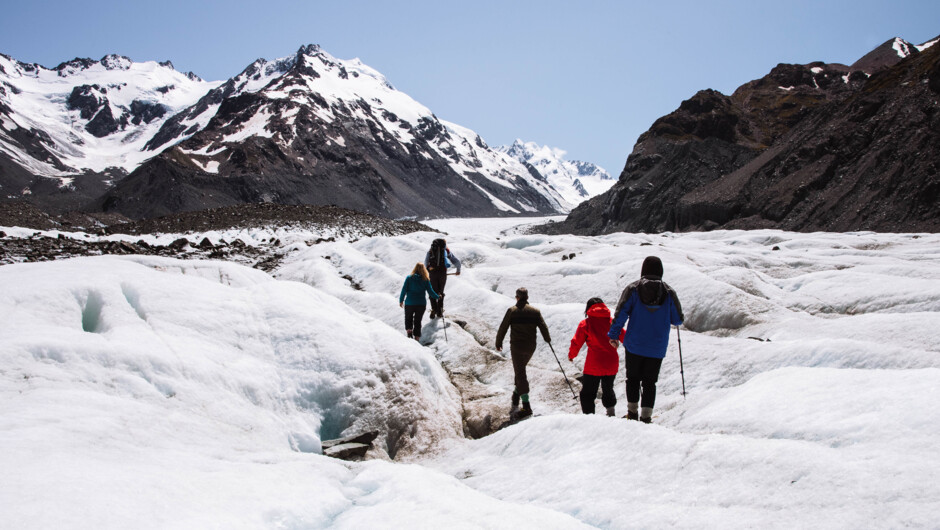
[[429, 239, 446, 267]]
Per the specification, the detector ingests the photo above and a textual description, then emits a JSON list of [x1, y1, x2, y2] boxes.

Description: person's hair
[[515, 287, 529, 308], [411, 262, 429, 281], [585, 297, 604, 316]]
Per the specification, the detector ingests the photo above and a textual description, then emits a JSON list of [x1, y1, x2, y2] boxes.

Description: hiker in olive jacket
[[495, 287, 551, 418]]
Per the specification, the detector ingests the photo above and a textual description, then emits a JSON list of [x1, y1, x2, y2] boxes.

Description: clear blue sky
[[3, 1, 939, 176]]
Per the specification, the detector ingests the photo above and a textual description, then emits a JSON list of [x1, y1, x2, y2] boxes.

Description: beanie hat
[[641, 256, 663, 280]]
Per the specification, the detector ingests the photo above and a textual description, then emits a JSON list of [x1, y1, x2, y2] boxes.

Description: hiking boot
[[606, 406, 616, 417], [639, 416, 652, 424], [514, 401, 533, 420], [626, 410, 639, 421], [429, 311, 438, 319], [510, 391, 520, 414], [406, 330, 413, 339], [413, 334, 421, 342]]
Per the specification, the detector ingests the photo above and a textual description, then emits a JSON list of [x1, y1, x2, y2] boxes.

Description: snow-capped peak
[[497, 139, 614, 205], [100, 54, 133, 71], [892, 38, 914, 58], [0, 52, 221, 178]]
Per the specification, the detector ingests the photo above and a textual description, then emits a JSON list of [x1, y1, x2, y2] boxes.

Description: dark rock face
[[85, 103, 125, 137], [66, 84, 106, 119], [130, 99, 167, 125], [543, 36, 940, 235]]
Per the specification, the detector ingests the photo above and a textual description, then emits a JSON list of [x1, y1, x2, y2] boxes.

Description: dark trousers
[[404, 305, 427, 338], [429, 270, 447, 314], [579, 374, 616, 414], [624, 351, 663, 408], [511, 346, 535, 396]]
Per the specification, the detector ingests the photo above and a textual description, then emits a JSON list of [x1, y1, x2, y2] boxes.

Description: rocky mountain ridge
[[1, 45, 572, 220], [540, 35, 940, 235], [0, 52, 220, 211]]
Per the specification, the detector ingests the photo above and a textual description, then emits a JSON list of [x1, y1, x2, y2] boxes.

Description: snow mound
[[0, 255, 462, 461]]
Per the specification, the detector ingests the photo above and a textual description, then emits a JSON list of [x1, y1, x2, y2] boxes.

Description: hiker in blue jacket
[[608, 256, 684, 423], [399, 263, 440, 342], [424, 238, 461, 319]]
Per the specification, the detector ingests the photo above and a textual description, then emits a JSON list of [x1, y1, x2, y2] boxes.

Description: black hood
[[641, 256, 663, 280]]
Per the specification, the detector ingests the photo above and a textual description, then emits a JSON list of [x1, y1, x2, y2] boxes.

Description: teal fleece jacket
[[399, 274, 440, 306]]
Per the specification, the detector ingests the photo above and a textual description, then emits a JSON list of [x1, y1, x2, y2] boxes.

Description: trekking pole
[[547, 342, 578, 400], [676, 325, 687, 398], [441, 310, 448, 343]]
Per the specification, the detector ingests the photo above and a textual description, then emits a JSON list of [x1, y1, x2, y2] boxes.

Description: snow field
[[307, 220, 939, 528], [3, 217, 940, 528], [0, 254, 472, 527]]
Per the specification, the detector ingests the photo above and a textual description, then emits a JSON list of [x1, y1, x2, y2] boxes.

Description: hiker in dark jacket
[[608, 256, 684, 423], [569, 297, 625, 416], [424, 238, 461, 319], [495, 287, 551, 419], [399, 263, 440, 342]]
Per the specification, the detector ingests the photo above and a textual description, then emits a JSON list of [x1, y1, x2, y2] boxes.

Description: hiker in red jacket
[[569, 297, 624, 416]]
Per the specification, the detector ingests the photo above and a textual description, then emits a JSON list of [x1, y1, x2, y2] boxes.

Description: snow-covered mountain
[[1, 46, 572, 219], [0, 53, 219, 198], [497, 139, 614, 206]]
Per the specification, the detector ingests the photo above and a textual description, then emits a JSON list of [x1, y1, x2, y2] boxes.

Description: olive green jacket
[[495, 303, 551, 351]]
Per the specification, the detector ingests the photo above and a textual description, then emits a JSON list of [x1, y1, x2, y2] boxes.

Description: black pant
[[579, 374, 616, 414], [429, 269, 447, 314], [404, 305, 427, 338], [510, 346, 535, 396], [624, 351, 663, 408]]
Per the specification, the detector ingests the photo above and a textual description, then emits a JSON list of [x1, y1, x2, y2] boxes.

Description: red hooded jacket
[[569, 303, 624, 376]]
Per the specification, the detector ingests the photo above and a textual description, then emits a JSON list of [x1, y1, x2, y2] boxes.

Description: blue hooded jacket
[[608, 257, 684, 359]]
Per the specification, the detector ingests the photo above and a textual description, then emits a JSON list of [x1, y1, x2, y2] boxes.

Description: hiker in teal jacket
[[399, 263, 440, 342]]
